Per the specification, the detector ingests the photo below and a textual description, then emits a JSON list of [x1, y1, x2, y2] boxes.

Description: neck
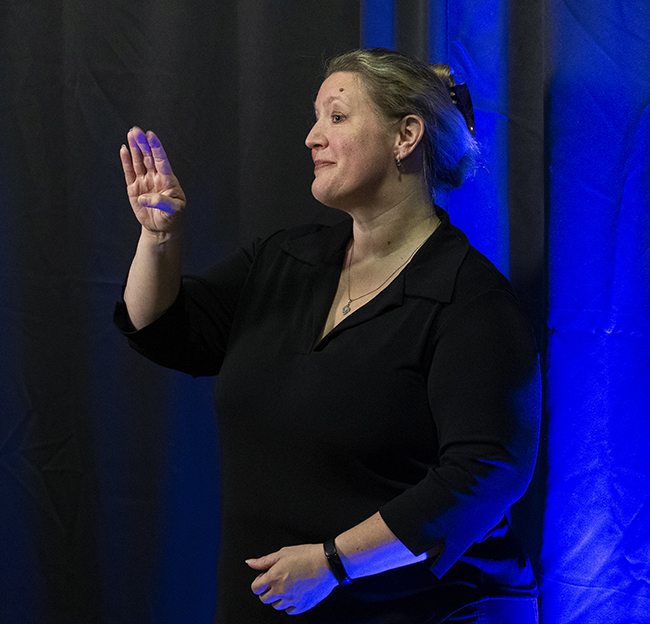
[[348, 193, 438, 260]]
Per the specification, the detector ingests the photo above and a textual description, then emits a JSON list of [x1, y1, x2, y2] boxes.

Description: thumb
[[245, 552, 280, 571], [138, 193, 179, 215]]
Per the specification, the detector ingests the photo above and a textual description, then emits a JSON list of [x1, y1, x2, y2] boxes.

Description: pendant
[[342, 300, 351, 315]]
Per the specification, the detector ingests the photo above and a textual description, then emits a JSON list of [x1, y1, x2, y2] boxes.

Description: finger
[[246, 557, 268, 571], [120, 144, 136, 186], [246, 552, 280, 570], [146, 131, 173, 176], [258, 588, 284, 607], [138, 193, 180, 215], [135, 129, 156, 173], [251, 576, 270, 596], [127, 127, 146, 177]]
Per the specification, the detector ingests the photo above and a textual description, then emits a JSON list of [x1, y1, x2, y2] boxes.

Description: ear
[[394, 114, 425, 161]]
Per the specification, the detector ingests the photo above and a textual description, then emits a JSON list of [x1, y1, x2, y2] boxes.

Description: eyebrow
[[313, 94, 347, 109]]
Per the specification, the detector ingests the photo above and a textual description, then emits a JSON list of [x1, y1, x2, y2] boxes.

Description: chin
[[312, 194, 347, 212], [311, 183, 338, 209]]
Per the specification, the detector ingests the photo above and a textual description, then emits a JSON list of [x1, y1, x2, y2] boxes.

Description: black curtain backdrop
[[1, 3, 358, 622], [1, 1, 648, 623]]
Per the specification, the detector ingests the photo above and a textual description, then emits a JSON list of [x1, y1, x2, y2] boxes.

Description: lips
[[313, 160, 335, 171]]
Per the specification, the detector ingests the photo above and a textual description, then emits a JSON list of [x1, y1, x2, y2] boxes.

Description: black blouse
[[115, 210, 541, 623]]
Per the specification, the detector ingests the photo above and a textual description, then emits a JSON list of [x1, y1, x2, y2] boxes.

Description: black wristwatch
[[323, 538, 353, 585]]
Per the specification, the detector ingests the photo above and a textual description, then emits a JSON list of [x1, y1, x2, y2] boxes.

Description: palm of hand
[[128, 168, 184, 233], [121, 127, 186, 234]]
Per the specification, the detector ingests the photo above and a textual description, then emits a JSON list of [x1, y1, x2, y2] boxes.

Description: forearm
[[247, 511, 435, 614], [123, 227, 182, 330], [334, 511, 433, 579]]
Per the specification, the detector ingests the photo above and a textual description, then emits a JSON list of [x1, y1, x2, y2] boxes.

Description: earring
[[396, 157, 401, 168]]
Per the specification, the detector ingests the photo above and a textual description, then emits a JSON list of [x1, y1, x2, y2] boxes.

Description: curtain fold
[[542, 1, 650, 621]]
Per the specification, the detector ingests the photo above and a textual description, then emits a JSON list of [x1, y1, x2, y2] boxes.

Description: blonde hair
[[325, 48, 478, 199]]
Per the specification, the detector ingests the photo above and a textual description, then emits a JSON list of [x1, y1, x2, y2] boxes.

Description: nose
[[305, 118, 325, 150]]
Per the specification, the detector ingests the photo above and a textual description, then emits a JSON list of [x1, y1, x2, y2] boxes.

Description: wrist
[[323, 538, 353, 585], [140, 226, 183, 247]]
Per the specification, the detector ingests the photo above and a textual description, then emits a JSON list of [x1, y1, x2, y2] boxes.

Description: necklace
[[342, 235, 429, 315]]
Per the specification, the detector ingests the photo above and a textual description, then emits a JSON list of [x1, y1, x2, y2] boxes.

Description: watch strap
[[323, 538, 353, 585]]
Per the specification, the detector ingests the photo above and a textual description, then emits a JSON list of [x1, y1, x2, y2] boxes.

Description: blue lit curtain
[[1, 1, 648, 623], [542, 2, 650, 622], [362, 1, 650, 622]]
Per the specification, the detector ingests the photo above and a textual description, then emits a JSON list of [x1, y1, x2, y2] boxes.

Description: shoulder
[[443, 246, 523, 338], [454, 245, 516, 303], [406, 214, 515, 307], [424, 219, 525, 334], [438, 244, 537, 356]]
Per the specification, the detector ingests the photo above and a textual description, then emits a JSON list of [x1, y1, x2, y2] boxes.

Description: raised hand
[[120, 127, 186, 237]]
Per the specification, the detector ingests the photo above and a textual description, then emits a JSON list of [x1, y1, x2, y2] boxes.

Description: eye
[[332, 113, 345, 123]]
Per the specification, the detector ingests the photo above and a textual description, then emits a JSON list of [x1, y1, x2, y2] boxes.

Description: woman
[[115, 49, 541, 623]]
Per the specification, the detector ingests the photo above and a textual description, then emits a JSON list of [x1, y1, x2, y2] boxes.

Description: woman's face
[[305, 71, 398, 211]]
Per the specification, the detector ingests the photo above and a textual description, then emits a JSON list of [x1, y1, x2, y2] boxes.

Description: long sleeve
[[113, 239, 258, 377], [380, 286, 541, 578], [115, 216, 541, 620]]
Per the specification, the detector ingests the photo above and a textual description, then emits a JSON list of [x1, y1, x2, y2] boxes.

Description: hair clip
[[448, 83, 475, 137]]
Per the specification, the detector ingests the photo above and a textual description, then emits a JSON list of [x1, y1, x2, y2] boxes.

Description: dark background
[[1, 1, 648, 622]]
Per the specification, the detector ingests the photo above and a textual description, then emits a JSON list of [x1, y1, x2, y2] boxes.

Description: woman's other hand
[[120, 127, 186, 238], [247, 544, 338, 615]]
